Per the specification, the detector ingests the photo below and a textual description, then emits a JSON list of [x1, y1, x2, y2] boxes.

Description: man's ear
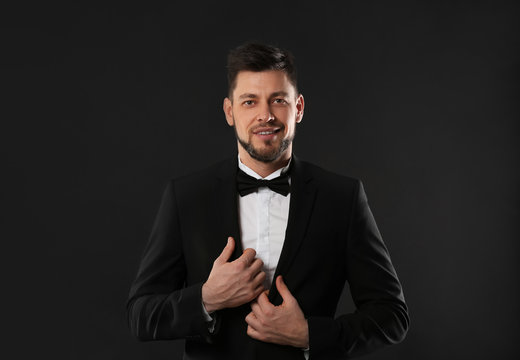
[[223, 97, 234, 126], [295, 94, 305, 123]]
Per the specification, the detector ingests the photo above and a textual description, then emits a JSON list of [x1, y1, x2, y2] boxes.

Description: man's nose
[[256, 103, 274, 122]]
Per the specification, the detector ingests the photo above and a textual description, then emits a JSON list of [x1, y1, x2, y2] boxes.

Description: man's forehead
[[235, 70, 288, 84], [232, 70, 296, 98]]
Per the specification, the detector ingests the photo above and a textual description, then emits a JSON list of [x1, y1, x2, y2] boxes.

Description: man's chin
[[248, 149, 282, 163], [237, 134, 292, 163]]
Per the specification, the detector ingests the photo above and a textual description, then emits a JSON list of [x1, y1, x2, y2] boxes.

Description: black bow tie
[[237, 169, 290, 197]]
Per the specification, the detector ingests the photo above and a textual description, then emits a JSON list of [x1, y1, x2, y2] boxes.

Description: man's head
[[223, 43, 304, 166], [227, 43, 298, 98]]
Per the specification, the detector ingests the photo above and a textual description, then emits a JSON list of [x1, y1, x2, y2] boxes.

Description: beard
[[233, 123, 294, 163]]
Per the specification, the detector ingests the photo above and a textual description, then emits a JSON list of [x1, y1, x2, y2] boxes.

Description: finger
[[250, 301, 262, 316], [215, 237, 235, 264], [246, 324, 263, 341], [246, 324, 259, 338], [236, 248, 256, 266], [243, 248, 257, 264], [256, 291, 274, 313], [248, 258, 264, 275], [275, 275, 294, 303], [245, 311, 260, 328], [252, 281, 266, 300], [251, 270, 266, 288]]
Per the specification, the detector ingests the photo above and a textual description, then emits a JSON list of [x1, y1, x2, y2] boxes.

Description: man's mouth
[[252, 127, 281, 136]]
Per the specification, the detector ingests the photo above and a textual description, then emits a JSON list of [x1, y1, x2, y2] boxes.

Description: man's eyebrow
[[238, 93, 258, 100], [270, 91, 290, 98], [237, 91, 291, 100]]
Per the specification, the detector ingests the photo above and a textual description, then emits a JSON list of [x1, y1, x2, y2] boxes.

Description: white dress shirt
[[237, 156, 291, 289]]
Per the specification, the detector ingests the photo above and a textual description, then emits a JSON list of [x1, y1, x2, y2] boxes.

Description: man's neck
[[238, 147, 292, 178]]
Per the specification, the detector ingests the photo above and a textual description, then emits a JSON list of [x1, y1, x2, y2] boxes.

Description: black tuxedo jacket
[[127, 156, 409, 359]]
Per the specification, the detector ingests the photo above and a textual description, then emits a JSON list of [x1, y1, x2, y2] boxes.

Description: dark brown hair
[[227, 42, 298, 98]]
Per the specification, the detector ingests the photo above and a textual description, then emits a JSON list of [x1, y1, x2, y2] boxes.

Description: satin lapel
[[213, 157, 243, 261], [269, 156, 317, 302]]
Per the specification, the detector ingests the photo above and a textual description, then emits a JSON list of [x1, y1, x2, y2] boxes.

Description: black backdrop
[[2, 1, 519, 359]]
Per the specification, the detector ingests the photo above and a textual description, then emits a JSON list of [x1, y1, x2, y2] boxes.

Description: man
[[127, 43, 409, 359]]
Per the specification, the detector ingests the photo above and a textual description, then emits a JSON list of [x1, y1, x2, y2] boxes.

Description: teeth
[[256, 129, 278, 135]]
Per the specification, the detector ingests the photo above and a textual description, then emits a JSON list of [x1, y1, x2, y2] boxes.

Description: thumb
[[215, 237, 235, 264], [276, 275, 294, 303]]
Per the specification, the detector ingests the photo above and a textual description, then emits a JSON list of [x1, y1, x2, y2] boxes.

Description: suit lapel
[[213, 157, 244, 261], [269, 156, 317, 302]]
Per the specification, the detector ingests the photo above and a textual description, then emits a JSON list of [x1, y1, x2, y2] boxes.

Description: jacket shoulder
[[297, 159, 361, 193], [170, 157, 234, 186], [161, 158, 236, 206]]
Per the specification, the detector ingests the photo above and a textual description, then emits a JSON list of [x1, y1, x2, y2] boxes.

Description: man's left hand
[[245, 275, 309, 349]]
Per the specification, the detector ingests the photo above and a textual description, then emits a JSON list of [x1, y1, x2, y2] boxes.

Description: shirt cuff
[[303, 348, 309, 360], [201, 300, 217, 333]]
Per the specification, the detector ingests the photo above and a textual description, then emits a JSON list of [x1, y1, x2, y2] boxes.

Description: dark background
[[2, 1, 518, 359]]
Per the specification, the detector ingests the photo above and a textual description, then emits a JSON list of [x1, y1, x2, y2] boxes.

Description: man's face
[[223, 70, 304, 163]]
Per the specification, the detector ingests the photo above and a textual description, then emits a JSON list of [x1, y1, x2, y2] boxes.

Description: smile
[[252, 127, 281, 135]]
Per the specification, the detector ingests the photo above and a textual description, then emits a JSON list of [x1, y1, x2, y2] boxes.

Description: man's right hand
[[202, 237, 266, 313]]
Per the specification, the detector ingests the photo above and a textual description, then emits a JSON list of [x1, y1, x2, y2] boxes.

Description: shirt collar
[[237, 154, 292, 180]]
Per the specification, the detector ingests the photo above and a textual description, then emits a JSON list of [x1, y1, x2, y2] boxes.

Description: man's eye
[[273, 98, 287, 104], [243, 100, 254, 106]]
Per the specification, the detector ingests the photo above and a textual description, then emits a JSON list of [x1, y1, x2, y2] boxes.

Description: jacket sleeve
[[307, 180, 409, 358], [126, 180, 215, 342]]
